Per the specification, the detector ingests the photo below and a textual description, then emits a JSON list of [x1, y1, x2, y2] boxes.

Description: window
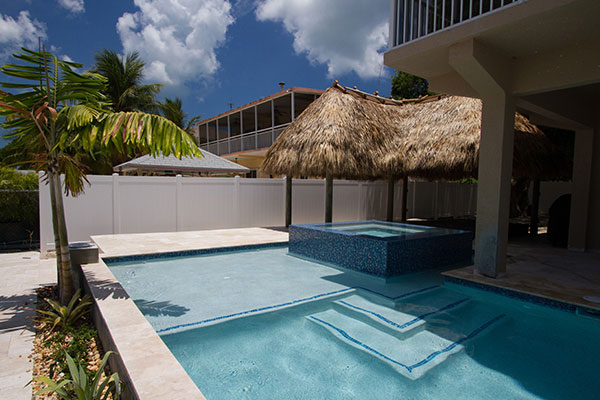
[[273, 94, 291, 125], [217, 117, 228, 140], [242, 107, 255, 134], [229, 112, 241, 137], [256, 102, 272, 130], [293, 93, 316, 119], [208, 121, 217, 142], [197, 123, 207, 144]]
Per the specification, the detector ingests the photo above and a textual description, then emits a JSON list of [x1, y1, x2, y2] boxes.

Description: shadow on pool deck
[[0, 293, 36, 333]]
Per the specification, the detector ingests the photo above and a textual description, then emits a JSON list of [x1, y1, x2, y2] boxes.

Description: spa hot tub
[[289, 220, 472, 279]]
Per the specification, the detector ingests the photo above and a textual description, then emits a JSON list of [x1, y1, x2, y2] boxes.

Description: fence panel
[[40, 175, 485, 254]]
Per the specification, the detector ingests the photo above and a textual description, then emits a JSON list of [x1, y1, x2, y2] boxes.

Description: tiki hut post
[[530, 178, 541, 236], [386, 178, 395, 222], [325, 174, 333, 223], [401, 175, 409, 222], [285, 175, 293, 228]]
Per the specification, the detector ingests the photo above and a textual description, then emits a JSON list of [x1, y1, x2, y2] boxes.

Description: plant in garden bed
[[35, 351, 121, 400], [37, 289, 93, 331], [31, 286, 120, 399]]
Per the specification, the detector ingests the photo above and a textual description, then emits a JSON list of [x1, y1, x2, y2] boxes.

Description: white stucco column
[[474, 94, 515, 277], [449, 39, 515, 277], [568, 128, 594, 251]]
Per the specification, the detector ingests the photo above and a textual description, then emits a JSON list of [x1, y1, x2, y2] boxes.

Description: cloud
[[255, 0, 389, 79], [117, 0, 235, 92], [57, 0, 85, 13], [0, 11, 47, 61]]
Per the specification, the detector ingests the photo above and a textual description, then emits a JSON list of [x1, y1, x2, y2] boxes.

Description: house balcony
[[385, 0, 600, 100], [390, 0, 523, 48]]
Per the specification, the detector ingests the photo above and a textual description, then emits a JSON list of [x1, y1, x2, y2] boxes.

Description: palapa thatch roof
[[381, 95, 557, 180], [262, 82, 558, 180], [262, 82, 396, 179]]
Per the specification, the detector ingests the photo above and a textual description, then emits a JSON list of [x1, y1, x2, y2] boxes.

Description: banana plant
[[0, 47, 200, 304], [34, 351, 121, 400]]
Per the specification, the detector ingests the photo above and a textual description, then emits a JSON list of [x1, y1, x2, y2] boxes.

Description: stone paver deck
[[92, 227, 289, 257], [0, 251, 55, 400], [444, 242, 600, 311]]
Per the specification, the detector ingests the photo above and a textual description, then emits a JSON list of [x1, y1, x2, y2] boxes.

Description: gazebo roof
[[263, 82, 558, 180], [114, 149, 250, 175]]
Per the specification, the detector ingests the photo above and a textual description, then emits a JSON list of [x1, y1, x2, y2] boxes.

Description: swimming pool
[[289, 221, 473, 278], [106, 245, 600, 399]]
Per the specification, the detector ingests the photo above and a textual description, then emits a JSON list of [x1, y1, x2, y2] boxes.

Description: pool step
[[333, 294, 458, 337], [307, 307, 506, 380]]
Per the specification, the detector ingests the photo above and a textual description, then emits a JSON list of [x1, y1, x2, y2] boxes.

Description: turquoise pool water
[[327, 222, 428, 238], [108, 247, 600, 399]]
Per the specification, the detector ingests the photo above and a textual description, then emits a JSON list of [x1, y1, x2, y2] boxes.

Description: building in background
[[193, 86, 323, 177], [384, 0, 600, 275], [113, 149, 250, 176]]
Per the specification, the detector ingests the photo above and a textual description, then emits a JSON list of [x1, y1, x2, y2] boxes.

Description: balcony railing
[[200, 126, 287, 156], [391, 0, 525, 47]]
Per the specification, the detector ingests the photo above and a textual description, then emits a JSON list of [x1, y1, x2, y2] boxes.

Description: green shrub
[[0, 168, 39, 233], [45, 324, 97, 380], [34, 351, 121, 400], [37, 289, 93, 332]]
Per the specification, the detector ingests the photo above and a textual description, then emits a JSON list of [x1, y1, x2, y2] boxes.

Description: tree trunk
[[48, 170, 73, 304], [47, 169, 63, 292]]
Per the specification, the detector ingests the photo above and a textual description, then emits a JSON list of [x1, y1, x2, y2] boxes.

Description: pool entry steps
[[307, 288, 506, 379], [289, 221, 473, 278]]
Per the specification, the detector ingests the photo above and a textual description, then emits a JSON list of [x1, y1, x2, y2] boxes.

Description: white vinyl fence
[[39, 174, 482, 254]]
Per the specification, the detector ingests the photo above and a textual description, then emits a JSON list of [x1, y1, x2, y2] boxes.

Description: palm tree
[[158, 97, 202, 133], [0, 48, 199, 304], [93, 49, 161, 113]]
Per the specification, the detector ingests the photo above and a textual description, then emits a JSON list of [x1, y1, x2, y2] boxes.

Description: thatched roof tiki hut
[[262, 81, 556, 227], [262, 81, 397, 225]]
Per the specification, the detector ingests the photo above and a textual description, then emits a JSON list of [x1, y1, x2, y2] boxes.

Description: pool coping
[[443, 273, 600, 314]]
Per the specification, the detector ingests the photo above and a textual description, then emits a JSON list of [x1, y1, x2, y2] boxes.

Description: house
[[194, 86, 323, 177], [384, 0, 600, 277]]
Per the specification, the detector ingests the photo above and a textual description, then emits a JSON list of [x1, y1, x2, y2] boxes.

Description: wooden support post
[[401, 175, 409, 222], [325, 174, 333, 223], [530, 179, 540, 236], [387, 178, 395, 222], [285, 175, 292, 228]]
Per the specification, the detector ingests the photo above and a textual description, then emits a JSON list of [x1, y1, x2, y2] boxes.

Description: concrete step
[[333, 294, 469, 337], [307, 307, 505, 380]]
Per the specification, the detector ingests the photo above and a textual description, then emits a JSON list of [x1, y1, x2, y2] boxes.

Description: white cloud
[[117, 0, 235, 92], [57, 0, 85, 14], [0, 11, 47, 61], [255, 0, 389, 79]]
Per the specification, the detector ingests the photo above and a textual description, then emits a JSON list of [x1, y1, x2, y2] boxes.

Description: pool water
[[108, 247, 600, 400], [327, 223, 428, 238]]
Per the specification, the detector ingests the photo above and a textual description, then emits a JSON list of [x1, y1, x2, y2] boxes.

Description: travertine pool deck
[[0, 251, 55, 400], [444, 241, 600, 312], [92, 227, 289, 257]]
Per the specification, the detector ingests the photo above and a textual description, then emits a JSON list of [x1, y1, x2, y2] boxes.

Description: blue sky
[[0, 0, 393, 148]]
